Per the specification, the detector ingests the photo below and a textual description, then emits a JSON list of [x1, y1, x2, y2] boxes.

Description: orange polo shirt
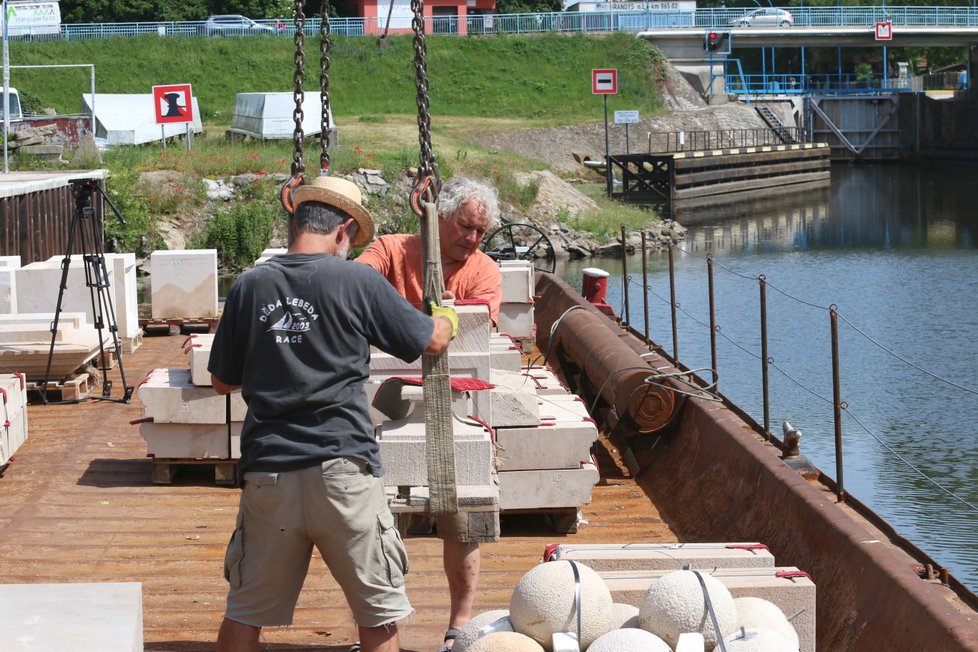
[[355, 234, 502, 325]]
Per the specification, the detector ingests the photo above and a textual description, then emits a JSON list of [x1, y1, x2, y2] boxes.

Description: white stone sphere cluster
[[455, 565, 799, 652]]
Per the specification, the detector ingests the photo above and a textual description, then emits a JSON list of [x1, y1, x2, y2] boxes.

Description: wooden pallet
[[139, 318, 220, 336], [150, 456, 237, 486], [26, 371, 96, 403]]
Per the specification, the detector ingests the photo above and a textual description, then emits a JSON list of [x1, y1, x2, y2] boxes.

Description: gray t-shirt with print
[[208, 252, 433, 476]]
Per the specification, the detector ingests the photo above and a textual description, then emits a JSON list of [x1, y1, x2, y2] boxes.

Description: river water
[[555, 162, 978, 593]]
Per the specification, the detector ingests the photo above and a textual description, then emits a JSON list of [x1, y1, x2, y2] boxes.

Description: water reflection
[[564, 162, 978, 592]]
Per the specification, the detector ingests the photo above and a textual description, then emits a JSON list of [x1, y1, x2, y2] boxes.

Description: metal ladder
[[755, 105, 798, 144]]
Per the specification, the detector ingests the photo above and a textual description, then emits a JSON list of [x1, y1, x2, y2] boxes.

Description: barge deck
[[0, 333, 675, 651]]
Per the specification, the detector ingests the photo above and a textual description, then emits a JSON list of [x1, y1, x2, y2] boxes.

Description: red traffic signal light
[[705, 31, 729, 52]]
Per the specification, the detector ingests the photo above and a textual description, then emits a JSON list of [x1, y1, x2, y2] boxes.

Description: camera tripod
[[39, 178, 134, 404]]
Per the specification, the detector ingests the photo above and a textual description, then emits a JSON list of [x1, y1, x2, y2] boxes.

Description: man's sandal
[[436, 628, 462, 652]]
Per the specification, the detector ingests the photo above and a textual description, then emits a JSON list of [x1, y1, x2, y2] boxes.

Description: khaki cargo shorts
[[223, 457, 413, 628]]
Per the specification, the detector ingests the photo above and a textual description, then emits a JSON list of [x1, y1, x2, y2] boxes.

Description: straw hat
[[291, 176, 375, 248]]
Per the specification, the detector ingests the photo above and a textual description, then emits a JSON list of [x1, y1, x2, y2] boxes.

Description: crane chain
[[291, 0, 306, 178], [410, 0, 440, 216], [320, 2, 332, 174]]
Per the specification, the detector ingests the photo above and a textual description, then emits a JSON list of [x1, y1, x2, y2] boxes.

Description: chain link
[[319, 2, 332, 174], [291, 0, 306, 177], [411, 0, 440, 201]]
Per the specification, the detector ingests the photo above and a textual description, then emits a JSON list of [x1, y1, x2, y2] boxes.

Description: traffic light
[[705, 31, 729, 53]]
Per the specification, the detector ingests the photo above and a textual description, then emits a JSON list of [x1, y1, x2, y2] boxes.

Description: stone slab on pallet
[[139, 421, 241, 459], [0, 581, 143, 652], [498, 462, 600, 511], [378, 421, 494, 487], [601, 566, 816, 652], [138, 368, 247, 424], [150, 249, 219, 320], [151, 457, 238, 485], [549, 542, 777, 572], [387, 484, 500, 543]]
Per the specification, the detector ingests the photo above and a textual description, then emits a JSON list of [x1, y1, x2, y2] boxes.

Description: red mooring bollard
[[582, 267, 615, 316]]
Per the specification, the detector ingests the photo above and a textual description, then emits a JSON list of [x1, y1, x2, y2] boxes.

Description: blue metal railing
[[724, 72, 915, 96], [7, 6, 978, 42]]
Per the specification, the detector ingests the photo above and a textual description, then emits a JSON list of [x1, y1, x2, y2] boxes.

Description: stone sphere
[[453, 610, 514, 652], [587, 628, 672, 652], [713, 626, 798, 652], [466, 631, 545, 652], [638, 570, 738, 649], [610, 602, 640, 629], [509, 560, 616, 650], [734, 597, 799, 650]]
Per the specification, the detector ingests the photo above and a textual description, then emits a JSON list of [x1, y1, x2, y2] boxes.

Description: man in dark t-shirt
[[209, 175, 457, 652]]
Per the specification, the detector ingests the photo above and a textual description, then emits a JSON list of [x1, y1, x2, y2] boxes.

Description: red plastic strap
[[129, 417, 154, 425], [467, 415, 495, 443], [522, 373, 545, 390], [776, 569, 813, 581], [543, 543, 560, 562], [0, 387, 6, 405], [727, 543, 770, 551], [181, 334, 197, 348], [13, 371, 24, 390], [183, 342, 202, 354], [3, 421, 9, 428], [136, 370, 155, 390], [583, 416, 597, 425]]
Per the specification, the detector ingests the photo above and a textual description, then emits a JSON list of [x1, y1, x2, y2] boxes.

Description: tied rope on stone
[[411, 0, 456, 516]]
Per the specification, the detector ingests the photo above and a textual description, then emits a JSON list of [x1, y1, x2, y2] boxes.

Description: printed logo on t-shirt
[[258, 297, 319, 344]]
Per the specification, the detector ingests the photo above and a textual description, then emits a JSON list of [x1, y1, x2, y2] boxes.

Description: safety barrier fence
[[9, 6, 978, 42]]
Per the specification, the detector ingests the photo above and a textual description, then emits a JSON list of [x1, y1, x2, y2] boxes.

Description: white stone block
[[363, 378, 473, 427], [15, 254, 139, 341], [0, 582, 143, 652], [497, 302, 534, 338], [138, 368, 247, 424], [377, 417, 494, 487], [490, 334, 523, 373], [495, 420, 597, 471], [184, 333, 215, 386], [0, 268, 16, 314], [538, 393, 593, 422], [0, 318, 104, 379], [498, 462, 599, 510], [490, 385, 540, 428], [139, 421, 241, 459], [0, 255, 21, 269], [368, 350, 492, 422], [549, 543, 777, 572], [452, 302, 491, 354], [150, 249, 218, 319], [0, 375, 28, 465], [261, 248, 287, 257], [500, 263, 534, 303], [601, 567, 816, 652], [520, 366, 568, 395]]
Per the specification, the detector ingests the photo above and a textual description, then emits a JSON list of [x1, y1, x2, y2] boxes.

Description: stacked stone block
[[496, 260, 535, 339], [0, 372, 28, 466], [149, 249, 219, 320]]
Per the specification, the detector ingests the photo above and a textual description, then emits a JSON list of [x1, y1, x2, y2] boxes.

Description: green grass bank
[[13, 31, 666, 123]]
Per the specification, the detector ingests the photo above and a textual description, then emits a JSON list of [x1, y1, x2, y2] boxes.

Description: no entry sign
[[592, 69, 618, 95]]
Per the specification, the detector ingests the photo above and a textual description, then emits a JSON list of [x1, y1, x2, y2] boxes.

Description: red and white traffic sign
[[875, 21, 892, 41], [592, 69, 618, 95], [152, 83, 194, 124]]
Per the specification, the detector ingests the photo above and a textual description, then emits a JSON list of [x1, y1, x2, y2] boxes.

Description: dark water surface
[[557, 162, 978, 593]]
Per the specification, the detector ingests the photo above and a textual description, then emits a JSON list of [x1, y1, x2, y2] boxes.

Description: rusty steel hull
[[534, 271, 978, 652]]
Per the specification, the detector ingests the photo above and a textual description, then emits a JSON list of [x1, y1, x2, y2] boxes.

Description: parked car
[[727, 8, 794, 27], [202, 15, 275, 37]]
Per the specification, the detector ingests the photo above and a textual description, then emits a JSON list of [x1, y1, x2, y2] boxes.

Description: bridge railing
[[5, 6, 978, 43], [648, 127, 805, 153], [724, 72, 915, 97]]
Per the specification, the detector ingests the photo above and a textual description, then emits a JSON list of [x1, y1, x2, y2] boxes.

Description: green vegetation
[[10, 31, 665, 122], [12, 31, 667, 260]]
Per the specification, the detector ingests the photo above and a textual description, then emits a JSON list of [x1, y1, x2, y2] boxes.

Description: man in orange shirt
[[356, 176, 502, 651], [356, 176, 502, 326]]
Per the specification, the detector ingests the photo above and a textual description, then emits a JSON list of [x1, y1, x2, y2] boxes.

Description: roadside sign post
[[614, 109, 640, 155], [592, 68, 618, 197], [152, 83, 194, 150]]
